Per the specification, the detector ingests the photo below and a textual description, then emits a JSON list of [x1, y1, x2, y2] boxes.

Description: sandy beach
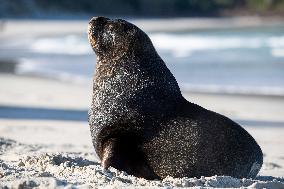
[[0, 18, 284, 188], [0, 73, 283, 188]]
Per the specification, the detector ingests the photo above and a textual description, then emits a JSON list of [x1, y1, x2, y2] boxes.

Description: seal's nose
[[89, 16, 109, 26]]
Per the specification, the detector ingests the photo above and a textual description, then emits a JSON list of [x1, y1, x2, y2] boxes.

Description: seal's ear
[[101, 137, 160, 180]]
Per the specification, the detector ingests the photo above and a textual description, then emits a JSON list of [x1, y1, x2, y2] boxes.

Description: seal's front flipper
[[101, 137, 159, 180], [101, 138, 120, 170]]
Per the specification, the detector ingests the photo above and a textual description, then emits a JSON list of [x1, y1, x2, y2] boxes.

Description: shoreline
[[2, 66, 284, 98]]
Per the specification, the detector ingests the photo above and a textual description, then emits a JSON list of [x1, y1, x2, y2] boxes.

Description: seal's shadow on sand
[[1, 105, 283, 126]]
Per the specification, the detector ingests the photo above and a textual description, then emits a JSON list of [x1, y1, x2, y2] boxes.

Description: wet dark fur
[[88, 17, 263, 180]]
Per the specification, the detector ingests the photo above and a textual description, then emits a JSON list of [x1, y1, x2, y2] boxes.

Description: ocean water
[[2, 25, 284, 95]]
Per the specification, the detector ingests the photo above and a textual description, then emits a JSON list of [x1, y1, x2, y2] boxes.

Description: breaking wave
[[150, 33, 284, 58]]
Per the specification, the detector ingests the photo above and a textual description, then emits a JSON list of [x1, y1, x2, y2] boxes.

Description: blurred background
[[0, 0, 284, 178], [1, 0, 284, 97]]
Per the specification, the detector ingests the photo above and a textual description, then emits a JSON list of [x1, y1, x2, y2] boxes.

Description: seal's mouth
[[88, 17, 110, 48]]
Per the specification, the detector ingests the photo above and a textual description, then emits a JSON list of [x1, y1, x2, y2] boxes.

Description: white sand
[[0, 74, 284, 188]]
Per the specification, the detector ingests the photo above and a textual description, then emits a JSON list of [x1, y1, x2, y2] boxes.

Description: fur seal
[[88, 16, 263, 180]]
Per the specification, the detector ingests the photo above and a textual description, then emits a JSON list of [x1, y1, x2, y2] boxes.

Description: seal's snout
[[88, 17, 108, 49], [88, 17, 111, 49]]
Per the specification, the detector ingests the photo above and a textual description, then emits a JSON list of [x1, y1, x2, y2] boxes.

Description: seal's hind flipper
[[101, 137, 159, 180]]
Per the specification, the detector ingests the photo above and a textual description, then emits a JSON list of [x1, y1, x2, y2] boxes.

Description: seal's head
[[88, 16, 154, 60]]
